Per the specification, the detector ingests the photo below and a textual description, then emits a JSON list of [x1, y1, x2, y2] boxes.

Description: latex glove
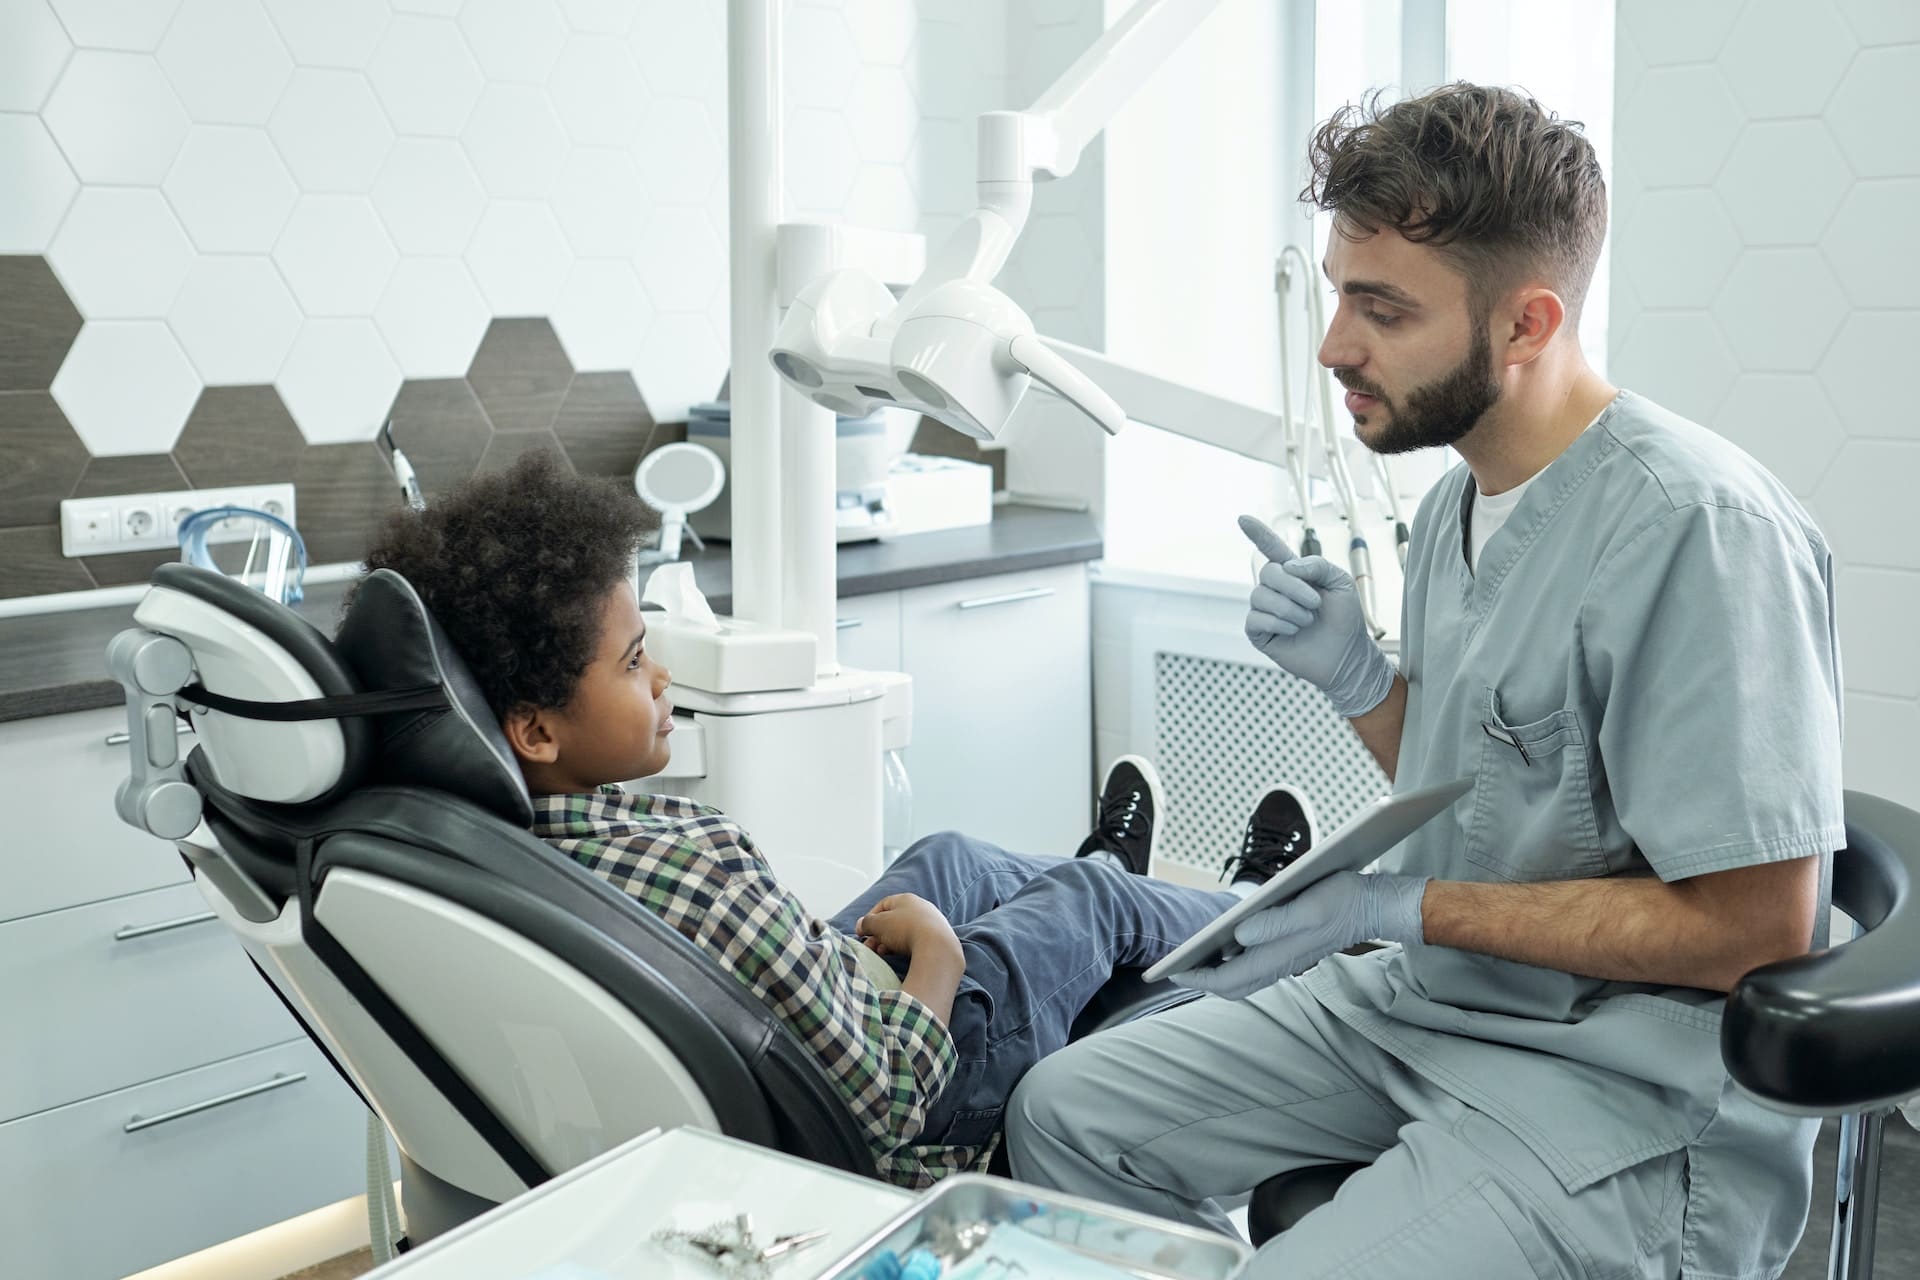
[[1240, 515, 1396, 719], [1172, 870, 1429, 1000]]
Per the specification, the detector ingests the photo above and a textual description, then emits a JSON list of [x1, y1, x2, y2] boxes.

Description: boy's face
[[508, 581, 676, 792]]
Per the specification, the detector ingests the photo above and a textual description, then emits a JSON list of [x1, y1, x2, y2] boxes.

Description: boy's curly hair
[[357, 450, 657, 719]]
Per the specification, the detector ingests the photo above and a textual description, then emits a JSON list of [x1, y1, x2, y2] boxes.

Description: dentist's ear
[[502, 705, 561, 765]]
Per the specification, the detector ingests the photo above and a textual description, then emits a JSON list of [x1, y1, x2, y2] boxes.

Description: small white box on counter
[[883, 454, 994, 538]]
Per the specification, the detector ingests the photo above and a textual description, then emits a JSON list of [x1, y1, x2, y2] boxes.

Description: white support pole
[[780, 386, 838, 677], [726, 0, 783, 627]]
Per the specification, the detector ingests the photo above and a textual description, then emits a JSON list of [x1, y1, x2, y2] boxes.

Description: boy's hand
[[856, 893, 961, 962]]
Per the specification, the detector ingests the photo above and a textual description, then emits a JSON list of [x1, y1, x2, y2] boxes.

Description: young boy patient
[[358, 453, 1308, 1187]]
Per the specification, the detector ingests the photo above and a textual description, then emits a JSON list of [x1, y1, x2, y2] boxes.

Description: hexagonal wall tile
[[269, 69, 395, 193], [551, 260, 653, 372], [162, 126, 298, 252], [368, 15, 485, 137], [634, 204, 722, 311], [467, 318, 573, 432], [1813, 440, 1920, 569], [274, 196, 399, 316], [293, 439, 402, 564], [552, 370, 652, 478], [848, 67, 916, 163], [0, 391, 88, 527], [157, 0, 292, 125], [461, 0, 567, 83], [44, 50, 190, 184], [0, 116, 79, 253], [1618, 189, 1741, 309], [1014, 215, 1097, 311], [371, 139, 486, 255], [552, 146, 650, 257], [476, 428, 571, 476], [172, 383, 305, 485], [1840, 0, 1920, 45], [845, 164, 919, 234], [631, 310, 725, 423], [1711, 250, 1848, 372], [626, 0, 721, 101], [561, 0, 631, 34], [1837, 565, 1920, 697], [1842, 694, 1920, 809], [1612, 312, 1738, 424], [1614, 66, 1742, 190], [385, 378, 493, 497], [51, 321, 203, 454], [48, 187, 194, 319], [782, 4, 858, 110], [263, 0, 389, 69], [1, 0, 73, 112], [0, 257, 83, 390], [49, 0, 182, 51], [1715, 122, 1851, 247], [910, 19, 1001, 124], [910, 117, 975, 217], [277, 319, 402, 444], [1616, 0, 1741, 66], [463, 82, 571, 199], [783, 109, 860, 212], [1722, 0, 1859, 119], [1819, 311, 1920, 440], [374, 258, 492, 378], [168, 255, 301, 385], [1709, 373, 1844, 497], [548, 34, 647, 147], [1823, 180, 1920, 308], [633, 94, 722, 199], [1826, 45, 1920, 179], [467, 201, 574, 315]]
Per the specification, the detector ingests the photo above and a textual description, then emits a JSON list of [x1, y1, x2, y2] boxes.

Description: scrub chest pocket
[[1468, 688, 1607, 883]]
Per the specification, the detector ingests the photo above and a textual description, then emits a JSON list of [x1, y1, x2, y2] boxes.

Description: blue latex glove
[[1240, 515, 1395, 719], [1171, 870, 1429, 1000]]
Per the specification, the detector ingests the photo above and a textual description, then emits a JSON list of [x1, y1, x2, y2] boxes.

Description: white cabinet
[[833, 591, 903, 674]]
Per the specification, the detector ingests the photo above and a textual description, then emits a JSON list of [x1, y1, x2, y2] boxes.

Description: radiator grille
[[1153, 651, 1389, 875]]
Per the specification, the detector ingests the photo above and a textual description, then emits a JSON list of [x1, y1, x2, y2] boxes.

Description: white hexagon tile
[[1619, 188, 1741, 309], [277, 318, 402, 444], [372, 139, 487, 256], [263, 0, 390, 70], [548, 34, 648, 147], [551, 146, 651, 258], [44, 50, 190, 184], [1712, 249, 1849, 372], [463, 82, 572, 199], [157, 0, 293, 125], [368, 15, 486, 137], [269, 68, 395, 192], [1719, 0, 1860, 120], [1836, 565, 1920, 698], [1825, 44, 1920, 178], [1818, 311, 1920, 439], [1824, 179, 1920, 308], [467, 201, 574, 315], [48, 0, 183, 53], [162, 126, 299, 253], [167, 255, 302, 385], [1614, 66, 1744, 189], [52, 321, 203, 455], [0, 0, 74, 112], [0, 115, 79, 251], [374, 257, 493, 378], [48, 187, 195, 319], [460, 0, 568, 84], [1711, 373, 1846, 498], [551, 260, 655, 372], [274, 195, 400, 317], [1715, 122, 1852, 247]]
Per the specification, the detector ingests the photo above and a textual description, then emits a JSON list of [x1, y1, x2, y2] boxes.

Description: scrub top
[[1296, 389, 1845, 1278]]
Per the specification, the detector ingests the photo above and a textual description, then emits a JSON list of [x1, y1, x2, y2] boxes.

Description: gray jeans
[[1005, 979, 1687, 1279]]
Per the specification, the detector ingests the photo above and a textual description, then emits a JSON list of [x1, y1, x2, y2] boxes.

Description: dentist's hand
[[1171, 870, 1428, 1000], [1240, 515, 1395, 719]]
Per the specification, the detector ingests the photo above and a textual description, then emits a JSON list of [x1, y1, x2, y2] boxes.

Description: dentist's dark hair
[[357, 450, 657, 720], [1303, 82, 1608, 328]]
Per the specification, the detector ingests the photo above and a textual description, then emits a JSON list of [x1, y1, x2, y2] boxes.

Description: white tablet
[[1143, 776, 1474, 983]]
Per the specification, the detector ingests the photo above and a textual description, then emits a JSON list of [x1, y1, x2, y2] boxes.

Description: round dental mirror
[[635, 441, 725, 561]]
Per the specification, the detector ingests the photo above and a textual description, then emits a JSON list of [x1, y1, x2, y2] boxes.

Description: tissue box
[[884, 454, 993, 537], [645, 613, 817, 694]]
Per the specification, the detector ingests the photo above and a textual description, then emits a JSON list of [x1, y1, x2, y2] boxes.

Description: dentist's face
[[1316, 223, 1502, 455]]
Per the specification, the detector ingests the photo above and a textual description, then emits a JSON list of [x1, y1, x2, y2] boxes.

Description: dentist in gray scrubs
[[1007, 83, 1844, 1280]]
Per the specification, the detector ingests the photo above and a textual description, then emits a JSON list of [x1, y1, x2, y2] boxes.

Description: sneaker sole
[[1109, 752, 1165, 878]]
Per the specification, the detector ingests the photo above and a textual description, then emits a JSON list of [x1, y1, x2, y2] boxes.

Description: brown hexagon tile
[[0, 257, 84, 391], [70, 452, 189, 499], [477, 429, 574, 476], [552, 370, 654, 479], [79, 547, 185, 588], [387, 378, 492, 499], [466, 318, 573, 433], [0, 525, 94, 599], [294, 440, 402, 566], [173, 385, 306, 488], [0, 391, 90, 528]]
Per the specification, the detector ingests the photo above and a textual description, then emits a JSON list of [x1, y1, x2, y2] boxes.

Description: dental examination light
[[769, 0, 1223, 443]]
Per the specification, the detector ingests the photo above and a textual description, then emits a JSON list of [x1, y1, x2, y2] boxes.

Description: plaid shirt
[[530, 788, 987, 1187]]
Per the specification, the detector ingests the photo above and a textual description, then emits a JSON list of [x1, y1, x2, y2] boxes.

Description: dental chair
[[1247, 791, 1920, 1280], [108, 563, 1192, 1243]]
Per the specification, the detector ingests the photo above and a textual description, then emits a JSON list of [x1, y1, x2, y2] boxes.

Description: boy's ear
[[501, 704, 561, 766]]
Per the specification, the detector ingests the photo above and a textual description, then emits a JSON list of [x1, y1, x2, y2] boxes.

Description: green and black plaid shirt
[[531, 788, 985, 1187]]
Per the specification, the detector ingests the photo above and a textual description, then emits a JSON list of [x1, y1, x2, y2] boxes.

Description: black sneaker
[[1074, 755, 1164, 876], [1220, 786, 1317, 887]]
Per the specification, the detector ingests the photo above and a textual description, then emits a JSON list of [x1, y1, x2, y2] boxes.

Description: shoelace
[[1220, 822, 1302, 882], [1084, 785, 1145, 859]]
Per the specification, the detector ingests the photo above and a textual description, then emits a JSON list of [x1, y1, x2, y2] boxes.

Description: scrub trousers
[[1005, 977, 1689, 1279]]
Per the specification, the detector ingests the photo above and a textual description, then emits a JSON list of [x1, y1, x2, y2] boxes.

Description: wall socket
[[59, 483, 298, 558]]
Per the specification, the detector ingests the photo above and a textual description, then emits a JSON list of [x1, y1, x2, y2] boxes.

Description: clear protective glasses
[[176, 505, 308, 606]]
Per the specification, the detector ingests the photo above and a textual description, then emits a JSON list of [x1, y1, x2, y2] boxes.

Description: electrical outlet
[[60, 483, 297, 557]]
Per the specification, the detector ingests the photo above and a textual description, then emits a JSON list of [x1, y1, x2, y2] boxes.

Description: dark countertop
[[0, 505, 1100, 723]]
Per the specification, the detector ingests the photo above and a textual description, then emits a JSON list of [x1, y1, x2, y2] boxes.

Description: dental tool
[[380, 418, 426, 513], [1371, 452, 1412, 569]]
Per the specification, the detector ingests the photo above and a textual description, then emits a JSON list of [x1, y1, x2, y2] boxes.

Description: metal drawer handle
[[124, 1072, 307, 1133], [836, 618, 864, 631], [956, 586, 1056, 611], [114, 911, 218, 942], [105, 722, 193, 747]]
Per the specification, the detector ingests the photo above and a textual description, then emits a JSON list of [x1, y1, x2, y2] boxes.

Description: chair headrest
[[333, 569, 534, 828]]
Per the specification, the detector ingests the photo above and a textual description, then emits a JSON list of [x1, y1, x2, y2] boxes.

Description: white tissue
[[642, 561, 718, 627]]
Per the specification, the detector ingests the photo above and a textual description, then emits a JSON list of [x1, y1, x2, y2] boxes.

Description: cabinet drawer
[[0, 707, 192, 923], [833, 591, 902, 673], [0, 1039, 368, 1280], [0, 881, 300, 1122], [900, 564, 1091, 855]]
